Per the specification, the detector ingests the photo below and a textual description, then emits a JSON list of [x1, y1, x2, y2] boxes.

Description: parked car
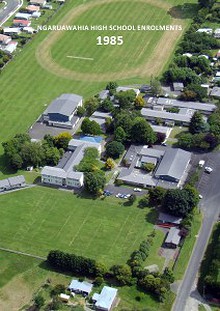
[[199, 194, 203, 199], [204, 166, 213, 173], [199, 160, 205, 167], [161, 142, 167, 146], [134, 188, 142, 192]]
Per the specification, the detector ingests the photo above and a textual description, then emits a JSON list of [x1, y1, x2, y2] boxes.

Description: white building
[[93, 286, 118, 311]]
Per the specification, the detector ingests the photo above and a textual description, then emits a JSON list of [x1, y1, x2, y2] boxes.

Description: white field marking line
[[66, 56, 94, 61]]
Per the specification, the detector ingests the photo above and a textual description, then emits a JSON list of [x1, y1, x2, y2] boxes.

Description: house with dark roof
[[210, 87, 220, 99], [42, 94, 83, 129]]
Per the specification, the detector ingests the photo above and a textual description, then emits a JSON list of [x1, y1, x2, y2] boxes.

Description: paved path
[[0, 184, 36, 195], [0, 0, 22, 26], [0, 247, 46, 260], [172, 151, 220, 311]]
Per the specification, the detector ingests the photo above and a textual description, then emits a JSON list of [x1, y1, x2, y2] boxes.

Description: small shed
[[173, 82, 184, 92], [59, 293, 70, 302], [164, 227, 181, 248]]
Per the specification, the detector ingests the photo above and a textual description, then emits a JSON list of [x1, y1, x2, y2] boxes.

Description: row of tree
[[2, 132, 72, 170]]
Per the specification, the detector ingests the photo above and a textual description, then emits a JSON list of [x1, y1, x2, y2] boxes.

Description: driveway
[[0, 0, 21, 26], [172, 151, 220, 311]]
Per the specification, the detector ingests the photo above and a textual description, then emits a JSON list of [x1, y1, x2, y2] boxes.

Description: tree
[[114, 111, 134, 137], [84, 97, 99, 116], [130, 117, 156, 145], [106, 81, 118, 92], [81, 118, 102, 135], [34, 294, 45, 308], [105, 158, 115, 170], [20, 142, 45, 167], [110, 264, 133, 285], [184, 184, 200, 208], [106, 141, 125, 159], [156, 132, 166, 144], [115, 90, 136, 109], [148, 187, 166, 206], [150, 76, 162, 96], [162, 188, 196, 217], [99, 98, 114, 112], [114, 126, 126, 143], [142, 162, 155, 172], [45, 147, 60, 166], [10, 153, 23, 169], [183, 84, 207, 101], [128, 194, 137, 205], [189, 111, 208, 134], [54, 132, 72, 150], [134, 95, 145, 109], [77, 105, 86, 117], [84, 171, 106, 194], [198, 0, 217, 8]]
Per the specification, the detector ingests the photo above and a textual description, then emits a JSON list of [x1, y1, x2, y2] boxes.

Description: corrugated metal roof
[[155, 148, 191, 180], [44, 94, 82, 117], [8, 175, 25, 186], [93, 286, 118, 311], [68, 280, 93, 294], [165, 227, 181, 245], [141, 108, 192, 122]]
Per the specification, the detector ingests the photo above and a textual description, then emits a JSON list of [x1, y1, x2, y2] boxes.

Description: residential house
[[0, 179, 11, 192], [1, 41, 18, 54], [158, 212, 182, 226], [15, 13, 32, 20], [29, 0, 47, 6], [164, 227, 181, 248], [68, 280, 93, 296], [0, 34, 11, 45], [214, 28, 220, 38], [3, 27, 21, 35], [13, 19, 31, 27], [92, 286, 118, 311], [26, 5, 40, 12]]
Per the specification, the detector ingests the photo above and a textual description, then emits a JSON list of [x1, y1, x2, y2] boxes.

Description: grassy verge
[[173, 210, 202, 279]]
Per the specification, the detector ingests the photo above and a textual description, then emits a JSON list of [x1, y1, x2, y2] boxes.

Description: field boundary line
[[0, 247, 46, 260]]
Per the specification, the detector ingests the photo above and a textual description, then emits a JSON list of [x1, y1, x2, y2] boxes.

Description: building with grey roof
[[0, 179, 11, 192], [0, 175, 26, 192], [118, 145, 190, 189], [173, 82, 184, 92], [164, 227, 181, 248], [141, 107, 193, 126], [158, 212, 182, 225], [92, 286, 118, 311], [41, 166, 84, 188], [155, 148, 191, 184], [68, 279, 93, 295], [154, 97, 216, 114], [210, 87, 220, 98], [89, 111, 112, 132], [42, 94, 83, 128], [41, 139, 101, 188]]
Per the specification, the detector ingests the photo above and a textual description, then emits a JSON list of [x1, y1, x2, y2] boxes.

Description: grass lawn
[[0, 186, 159, 267], [169, 126, 189, 139], [173, 210, 202, 279]]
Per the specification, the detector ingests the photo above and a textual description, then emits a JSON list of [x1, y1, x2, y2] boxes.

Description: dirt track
[[36, 0, 186, 81]]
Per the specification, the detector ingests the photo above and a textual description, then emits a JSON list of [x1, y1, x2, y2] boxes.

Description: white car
[[199, 194, 203, 199], [115, 193, 122, 198], [134, 188, 142, 192], [204, 166, 213, 173]]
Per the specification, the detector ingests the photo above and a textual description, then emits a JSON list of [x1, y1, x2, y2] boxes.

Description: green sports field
[[50, 1, 171, 75], [0, 186, 158, 266]]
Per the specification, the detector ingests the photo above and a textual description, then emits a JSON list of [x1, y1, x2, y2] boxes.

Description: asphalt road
[[0, 0, 21, 26], [172, 151, 220, 311]]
